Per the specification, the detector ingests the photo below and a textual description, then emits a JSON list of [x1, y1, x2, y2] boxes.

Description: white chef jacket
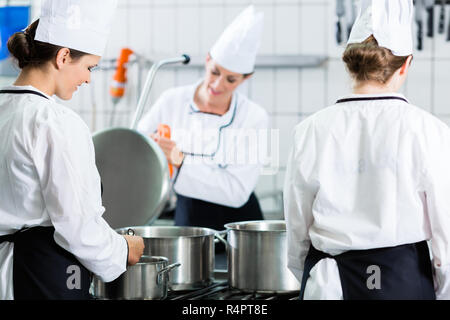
[[138, 80, 269, 208], [0, 85, 128, 300], [284, 92, 450, 300]]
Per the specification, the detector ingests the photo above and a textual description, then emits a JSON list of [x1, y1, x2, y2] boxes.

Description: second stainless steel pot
[[117, 226, 219, 291], [220, 220, 301, 293]]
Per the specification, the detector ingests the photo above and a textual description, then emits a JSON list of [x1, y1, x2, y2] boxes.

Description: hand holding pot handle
[[124, 235, 145, 266]]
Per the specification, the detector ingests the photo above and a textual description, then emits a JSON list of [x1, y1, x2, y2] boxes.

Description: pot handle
[[214, 230, 228, 246], [158, 262, 181, 276], [157, 262, 181, 286]]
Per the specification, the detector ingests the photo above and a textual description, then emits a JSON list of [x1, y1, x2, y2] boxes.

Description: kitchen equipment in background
[[130, 54, 190, 130], [116, 226, 222, 291], [335, 0, 346, 44], [93, 128, 170, 228], [338, 0, 450, 48], [167, 280, 300, 300], [425, 0, 435, 37], [439, 0, 446, 34], [217, 220, 300, 293], [109, 47, 134, 127], [157, 123, 173, 178], [92, 256, 180, 300], [416, 0, 425, 50], [93, 55, 190, 229]]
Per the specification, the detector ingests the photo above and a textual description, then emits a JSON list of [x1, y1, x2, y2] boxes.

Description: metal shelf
[[99, 54, 328, 71], [166, 55, 328, 69]]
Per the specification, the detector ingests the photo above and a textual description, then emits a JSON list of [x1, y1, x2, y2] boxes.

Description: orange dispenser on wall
[[110, 48, 134, 104]]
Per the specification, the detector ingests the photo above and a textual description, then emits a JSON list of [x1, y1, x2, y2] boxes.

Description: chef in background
[[284, 0, 450, 299], [0, 0, 144, 300], [138, 6, 269, 231]]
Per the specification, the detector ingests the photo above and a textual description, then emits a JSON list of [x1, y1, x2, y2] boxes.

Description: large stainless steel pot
[[220, 220, 301, 293], [92, 256, 180, 300], [116, 226, 220, 291]]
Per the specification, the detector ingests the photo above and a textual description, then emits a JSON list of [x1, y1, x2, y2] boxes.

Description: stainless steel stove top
[[167, 280, 300, 300]]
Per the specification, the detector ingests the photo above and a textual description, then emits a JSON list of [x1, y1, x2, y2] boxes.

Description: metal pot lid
[[116, 226, 218, 238], [93, 127, 170, 229], [224, 220, 287, 232]]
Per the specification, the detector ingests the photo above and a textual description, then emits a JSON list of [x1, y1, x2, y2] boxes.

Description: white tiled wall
[[4, 0, 450, 219]]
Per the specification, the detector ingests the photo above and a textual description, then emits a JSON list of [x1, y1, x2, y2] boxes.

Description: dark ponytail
[[7, 19, 88, 69]]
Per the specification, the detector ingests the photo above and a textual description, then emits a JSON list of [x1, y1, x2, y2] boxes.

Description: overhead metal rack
[[166, 55, 328, 69], [100, 54, 328, 71]]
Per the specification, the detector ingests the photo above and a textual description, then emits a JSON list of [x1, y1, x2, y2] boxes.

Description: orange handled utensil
[[157, 124, 173, 178]]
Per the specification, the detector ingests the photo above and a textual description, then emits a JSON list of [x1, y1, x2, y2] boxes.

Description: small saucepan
[[92, 255, 180, 300]]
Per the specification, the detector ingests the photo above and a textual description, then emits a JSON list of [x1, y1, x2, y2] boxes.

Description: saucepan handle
[[158, 262, 181, 276], [214, 230, 228, 246], [157, 262, 181, 286]]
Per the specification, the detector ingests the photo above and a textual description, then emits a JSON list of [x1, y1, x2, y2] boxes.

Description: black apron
[[0, 227, 92, 300], [299, 241, 435, 300], [175, 192, 263, 231], [0, 89, 92, 299]]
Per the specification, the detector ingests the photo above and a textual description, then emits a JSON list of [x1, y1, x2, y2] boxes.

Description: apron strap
[[0, 227, 31, 244], [299, 245, 332, 300], [0, 233, 16, 243]]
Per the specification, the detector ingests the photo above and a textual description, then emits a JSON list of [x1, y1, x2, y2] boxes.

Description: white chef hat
[[347, 0, 414, 56], [210, 5, 264, 74], [35, 0, 118, 56]]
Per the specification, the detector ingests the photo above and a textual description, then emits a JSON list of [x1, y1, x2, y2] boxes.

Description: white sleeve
[[173, 110, 269, 208], [283, 121, 317, 282], [422, 121, 450, 300], [32, 110, 128, 282]]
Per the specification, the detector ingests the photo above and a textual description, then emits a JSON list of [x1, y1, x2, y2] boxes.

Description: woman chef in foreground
[[138, 6, 269, 231], [284, 0, 450, 299], [0, 0, 144, 300]]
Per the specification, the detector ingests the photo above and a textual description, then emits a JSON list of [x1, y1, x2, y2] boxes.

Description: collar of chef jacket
[[1, 85, 54, 101], [335, 92, 409, 104], [178, 79, 238, 158]]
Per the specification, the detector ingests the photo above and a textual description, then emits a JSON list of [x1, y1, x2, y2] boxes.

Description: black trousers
[[175, 193, 263, 253], [0, 226, 92, 300], [299, 241, 436, 300], [175, 192, 264, 231]]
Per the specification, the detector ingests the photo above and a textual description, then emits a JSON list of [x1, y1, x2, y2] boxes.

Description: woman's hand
[[123, 235, 145, 266], [151, 133, 185, 168]]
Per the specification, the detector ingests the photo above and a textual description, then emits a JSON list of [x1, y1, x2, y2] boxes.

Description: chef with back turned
[[0, 0, 145, 300], [284, 0, 450, 299]]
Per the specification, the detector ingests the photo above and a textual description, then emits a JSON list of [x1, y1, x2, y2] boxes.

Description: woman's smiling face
[[54, 49, 100, 100], [203, 55, 248, 101]]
